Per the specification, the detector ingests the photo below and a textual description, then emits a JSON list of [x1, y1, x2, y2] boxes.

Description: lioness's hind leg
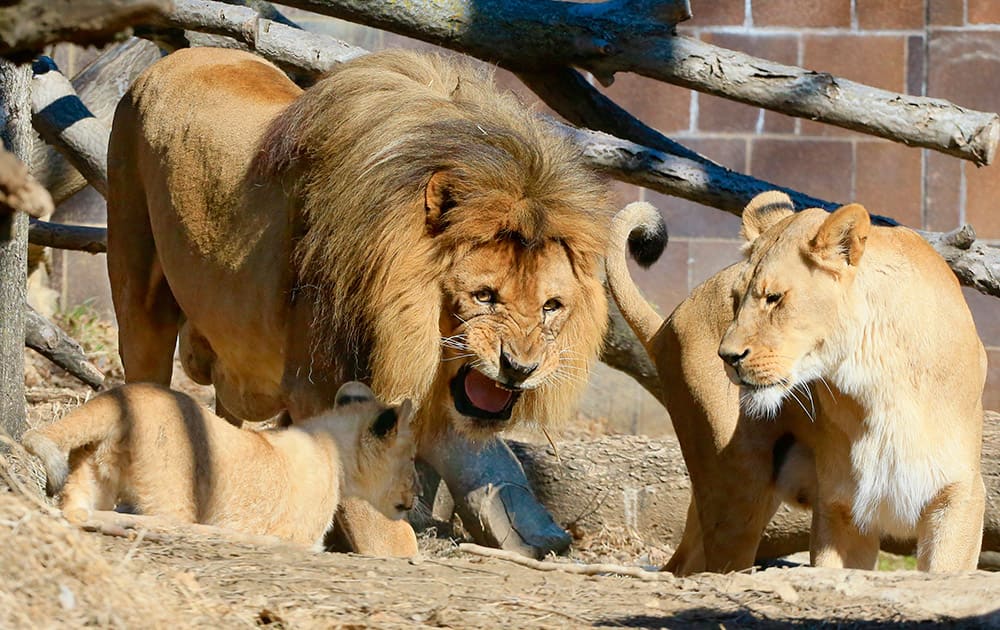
[[916, 478, 985, 572]]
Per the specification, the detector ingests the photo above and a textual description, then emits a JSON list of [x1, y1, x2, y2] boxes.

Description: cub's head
[[719, 191, 871, 418], [316, 382, 418, 520], [426, 167, 611, 437]]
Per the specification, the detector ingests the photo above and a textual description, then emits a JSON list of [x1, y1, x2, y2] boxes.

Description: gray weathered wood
[[274, 0, 999, 165], [24, 307, 104, 390], [510, 410, 1000, 561], [0, 60, 32, 440], [30, 58, 110, 197], [30, 38, 162, 206], [0, 0, 173, 61]]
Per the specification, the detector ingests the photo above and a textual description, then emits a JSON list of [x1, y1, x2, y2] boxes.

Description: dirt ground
[[5, 331, 1000, 628]]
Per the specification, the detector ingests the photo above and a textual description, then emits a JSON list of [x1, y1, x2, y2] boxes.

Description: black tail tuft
[[627, 217, 668, 269]]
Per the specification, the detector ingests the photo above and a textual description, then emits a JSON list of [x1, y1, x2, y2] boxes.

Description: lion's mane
[[256, 50, 613, 431]]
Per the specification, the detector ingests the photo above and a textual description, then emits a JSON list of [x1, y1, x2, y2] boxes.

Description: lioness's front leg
[[916, 478, 985, 572], [810, 499, 880, 570]]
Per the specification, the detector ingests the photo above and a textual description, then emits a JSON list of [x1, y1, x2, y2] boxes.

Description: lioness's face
[[720, 208, 862, 418], [439, 239, 582, 431]]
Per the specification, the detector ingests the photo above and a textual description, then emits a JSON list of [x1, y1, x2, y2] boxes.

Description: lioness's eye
[[542, 298, 562, 313], [765, 293, 783, 305], [473, 288, 497, 305]]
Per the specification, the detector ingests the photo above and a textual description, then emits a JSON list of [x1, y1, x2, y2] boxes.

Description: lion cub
[[22, 382, 418, 548]]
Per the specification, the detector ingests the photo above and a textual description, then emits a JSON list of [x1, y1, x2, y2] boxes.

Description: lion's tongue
[[464, 369, 512, 413]]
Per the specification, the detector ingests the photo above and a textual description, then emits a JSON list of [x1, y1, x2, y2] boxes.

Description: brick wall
[[594, 0, 1000, 420], [49, 1, 1000, 432]]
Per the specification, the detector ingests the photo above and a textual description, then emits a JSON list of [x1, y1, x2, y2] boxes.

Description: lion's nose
[[499, 351, 538, 384], [719, 347, 750, 367]]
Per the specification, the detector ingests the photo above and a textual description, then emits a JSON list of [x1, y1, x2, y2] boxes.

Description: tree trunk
[[0, 60, 32, 440], [509, 411, 1000, 561]]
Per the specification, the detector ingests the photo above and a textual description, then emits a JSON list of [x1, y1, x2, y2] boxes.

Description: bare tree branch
[[30, 38, 162, 206], [28, 219, 106, 254], [24, 307, 105, 390], [30, 58, 110, 197], [0, 0, 173, 61], [275, 0, 1000, 165]]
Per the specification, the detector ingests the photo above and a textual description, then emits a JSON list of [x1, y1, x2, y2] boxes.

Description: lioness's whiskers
[[785, 385, 814, 422]]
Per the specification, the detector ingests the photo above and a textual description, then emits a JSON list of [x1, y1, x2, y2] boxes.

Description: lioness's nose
[[499, 351, 538, 384], [719, 347, 750, 367]]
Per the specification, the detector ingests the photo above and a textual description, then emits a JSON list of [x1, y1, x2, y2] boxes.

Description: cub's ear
[[371, 399, 414, 441], [335, 381, 374, 407], [741, 191, 795, 244], [425, 170, 460, 234], [808, 203, 871, 271]]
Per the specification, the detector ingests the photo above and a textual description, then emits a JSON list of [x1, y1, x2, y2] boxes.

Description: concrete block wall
[[46, 0, 1000, 436]]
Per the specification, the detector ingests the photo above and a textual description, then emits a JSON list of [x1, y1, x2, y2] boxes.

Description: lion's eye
[[472, 288, 497, 305], [765, 292, 783, 306], [542, 298, 562, 313]]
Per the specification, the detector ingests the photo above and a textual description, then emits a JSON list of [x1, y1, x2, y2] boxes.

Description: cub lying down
[[22, 382, 418, 548]]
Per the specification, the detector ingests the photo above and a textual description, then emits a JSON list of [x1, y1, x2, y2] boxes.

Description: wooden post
[[0, 60, 32, 440]]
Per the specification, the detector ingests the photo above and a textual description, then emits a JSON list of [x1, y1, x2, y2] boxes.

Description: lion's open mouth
[[450, 364, 521, 422]]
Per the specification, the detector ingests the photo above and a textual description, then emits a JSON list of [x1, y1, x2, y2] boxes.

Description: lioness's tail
[[606, 202, 667, 346], [22, 391, 129, 496]]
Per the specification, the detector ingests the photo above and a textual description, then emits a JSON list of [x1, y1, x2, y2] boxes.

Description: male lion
[[608, 195, 986, 573], [22, 382, 417, 548], [107, 48, 617, 556]]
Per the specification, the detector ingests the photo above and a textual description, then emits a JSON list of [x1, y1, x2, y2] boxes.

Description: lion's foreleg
[[419, 424, 571, 559], [810, 498, 880, 569], [916, 477, 985, 572]]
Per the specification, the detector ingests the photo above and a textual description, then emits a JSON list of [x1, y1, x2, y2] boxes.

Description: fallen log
[[508, 410, 1000, 562]]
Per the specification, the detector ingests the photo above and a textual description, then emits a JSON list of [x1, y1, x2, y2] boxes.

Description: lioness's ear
[[741, 191, 795, 244], [335, 381, 374, 407], [425, 170, 459, 234], [808, 203, 871, 271]]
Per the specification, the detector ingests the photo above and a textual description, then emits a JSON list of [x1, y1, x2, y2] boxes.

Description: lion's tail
[[22, 391, 128, 496], [606, 202, 668, 346]]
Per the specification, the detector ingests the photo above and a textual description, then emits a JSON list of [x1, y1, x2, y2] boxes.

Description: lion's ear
[[808, 203, 871, 271], [741, 191, 794, 244], [425, 170, 460, 234], [335, 381, 375, 407]]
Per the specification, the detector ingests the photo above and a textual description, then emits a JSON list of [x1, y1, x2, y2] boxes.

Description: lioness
[[608, 195, 987, 573], [22, 382, 417, 548], [108, 48, 625, 556]]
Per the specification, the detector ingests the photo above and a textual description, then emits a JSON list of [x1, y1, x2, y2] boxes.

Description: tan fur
[[607, 194, 987, 574], [21, 382, 418, 549], [107, 46, 611, 441]]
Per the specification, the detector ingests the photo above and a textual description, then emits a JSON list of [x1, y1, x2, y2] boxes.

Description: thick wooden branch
[[30, 38, 162, 206], [28, 219, 106, 254], [24, 308, 105, 390], [511, 410, 1000, 562], [275, 0, 999, 165], [0, 148, 53, 218], [30, 58, 110, 197], [0, 0, 173, 61]]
